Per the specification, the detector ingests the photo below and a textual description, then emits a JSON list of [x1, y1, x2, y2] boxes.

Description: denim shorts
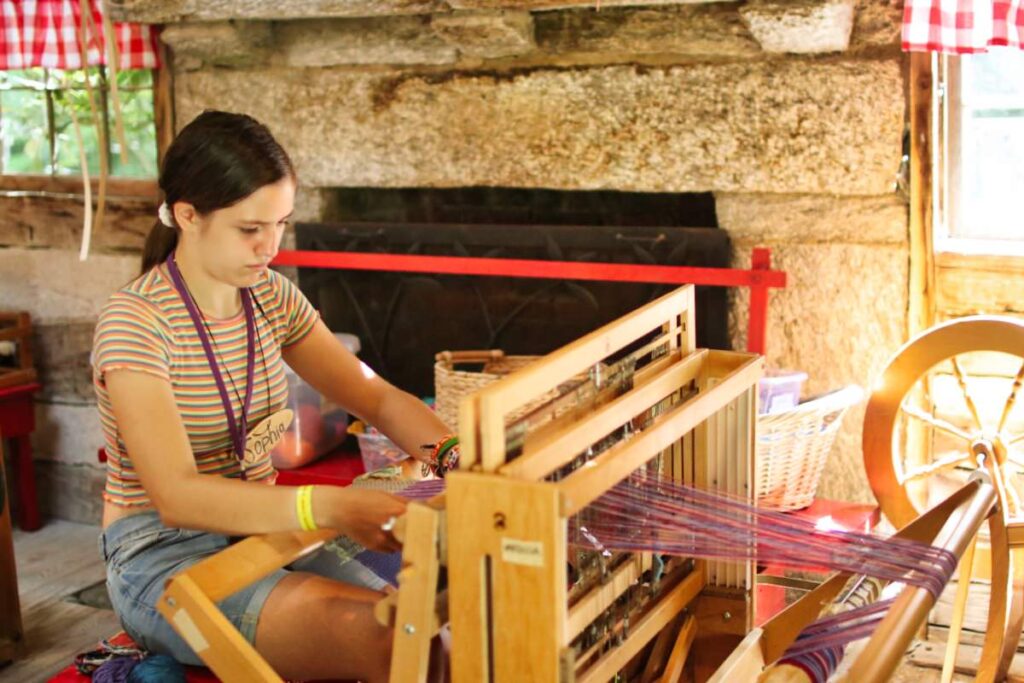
[[100, 511, 390, 666]]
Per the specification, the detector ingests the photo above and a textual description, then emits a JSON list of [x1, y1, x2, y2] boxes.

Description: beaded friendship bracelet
[[420, 434, 460, 478]]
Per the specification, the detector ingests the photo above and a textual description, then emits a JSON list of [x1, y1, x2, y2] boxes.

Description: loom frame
[[154, 285, 765, 682], [440, 285, 762, 682]]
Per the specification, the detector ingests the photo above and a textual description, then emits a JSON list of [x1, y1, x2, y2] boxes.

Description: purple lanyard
[[165, 253, 256, 478]]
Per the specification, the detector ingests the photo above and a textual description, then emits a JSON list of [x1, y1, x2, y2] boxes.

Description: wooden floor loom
[[155, 286, 995, 682]]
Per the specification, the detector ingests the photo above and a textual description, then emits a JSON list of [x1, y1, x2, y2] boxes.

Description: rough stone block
[[450, 0, 719, 9], [740, 0, 856, 54], [108, 0, 447, 22], [729, 243, 907, 503], [276, 16, 457, 67], [292, 186, 330, 223], [161, 20, 272, 69], [432, 11, 536, 59], [175, 58, 904, 195], [850, 0, 902, 49], [110, 0, 736, 23], [0, 248, 139, 322], [275, 233, 299, 284], [34, 320, 97, 404], [535, 5, 760, 58], [36, 460, 106, 525], [715, 192, 908, 244], [33, 402, 105, 466]]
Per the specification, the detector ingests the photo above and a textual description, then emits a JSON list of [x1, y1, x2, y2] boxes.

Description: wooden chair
[[0, 434, 25, 662]]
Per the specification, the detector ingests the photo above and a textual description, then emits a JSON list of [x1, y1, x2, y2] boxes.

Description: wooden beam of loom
[[468, 285, 697, 473], [444, 284, 761, 682], [155, 529, 336, 683], [709, 477, 997, 683]]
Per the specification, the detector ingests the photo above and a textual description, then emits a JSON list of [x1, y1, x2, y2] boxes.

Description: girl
[[93, 110, 453, 682]]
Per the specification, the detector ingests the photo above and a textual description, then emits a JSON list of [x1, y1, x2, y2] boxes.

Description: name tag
[[243, 409, 294, 465]]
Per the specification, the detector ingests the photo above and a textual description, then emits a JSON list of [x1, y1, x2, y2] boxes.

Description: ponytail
[[140, 220, 178, 275]]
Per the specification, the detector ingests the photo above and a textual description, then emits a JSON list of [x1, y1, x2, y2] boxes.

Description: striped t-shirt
[[92, 264, 319, 507]]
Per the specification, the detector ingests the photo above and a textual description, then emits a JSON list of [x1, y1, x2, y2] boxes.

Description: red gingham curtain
[[903, 0, 1024, 53], [0, 0, 158, 70]]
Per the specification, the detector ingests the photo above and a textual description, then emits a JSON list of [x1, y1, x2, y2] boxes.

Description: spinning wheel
[[863, 316, 1024, 681]]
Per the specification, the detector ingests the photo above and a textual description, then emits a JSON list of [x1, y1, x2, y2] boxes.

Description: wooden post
[[905, 53, 938, 510], [388, 503, 443, 683], [152, 29, 175, 165], [446, 473, 566, 682], [748, 248, 772, 356], [0, 437, 25, 662], [908, 52, 936, 337]]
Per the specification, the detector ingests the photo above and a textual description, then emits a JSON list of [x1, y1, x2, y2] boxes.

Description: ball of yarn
[[127, 654, 186, 683], [92, 656, 139, 683]]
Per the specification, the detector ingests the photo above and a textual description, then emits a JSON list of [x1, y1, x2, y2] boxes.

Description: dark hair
[[140, 110, 296, 274]]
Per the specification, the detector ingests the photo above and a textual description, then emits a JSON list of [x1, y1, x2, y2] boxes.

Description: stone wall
[[0, 202, 144, 522], [3, 0, 909, 524]]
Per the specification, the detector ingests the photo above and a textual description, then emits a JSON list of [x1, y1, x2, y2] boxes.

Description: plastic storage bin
[[355, 428, 411, 473], [270, 333, 360, 469], [758, 369, 808, 415]]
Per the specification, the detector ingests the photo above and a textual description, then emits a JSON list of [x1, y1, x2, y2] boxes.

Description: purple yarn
[[91, 656, 139, 683]]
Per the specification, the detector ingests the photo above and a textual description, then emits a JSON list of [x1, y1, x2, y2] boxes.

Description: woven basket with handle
[[756, 385, 864, 511], [433, 350, 555, 429]]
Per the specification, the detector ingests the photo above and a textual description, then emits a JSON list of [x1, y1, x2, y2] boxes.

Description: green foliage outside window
[[0, 67, 156, 178]]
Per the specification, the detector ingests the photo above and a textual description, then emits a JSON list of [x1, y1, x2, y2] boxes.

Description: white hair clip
[[157, 202, 175, 227]]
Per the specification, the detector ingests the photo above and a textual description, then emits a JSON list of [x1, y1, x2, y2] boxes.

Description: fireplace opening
[[295, 188, 730, 399]]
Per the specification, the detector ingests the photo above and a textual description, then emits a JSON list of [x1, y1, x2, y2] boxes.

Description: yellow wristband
[[295, 485, 318, 531]]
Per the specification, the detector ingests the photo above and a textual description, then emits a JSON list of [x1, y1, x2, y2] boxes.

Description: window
[[0, 67, 157, 179], [936, 48, 1024, 246]]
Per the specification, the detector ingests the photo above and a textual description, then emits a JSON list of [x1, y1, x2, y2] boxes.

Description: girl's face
[[187, 177, 296, 288]]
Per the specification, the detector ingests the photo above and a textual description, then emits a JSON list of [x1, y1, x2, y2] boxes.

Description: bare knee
[[255, 573, 395, 682]]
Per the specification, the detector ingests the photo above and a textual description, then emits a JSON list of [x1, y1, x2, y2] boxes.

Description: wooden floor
[[0, 520, 1008, 682], [0, 520, 120, 683]]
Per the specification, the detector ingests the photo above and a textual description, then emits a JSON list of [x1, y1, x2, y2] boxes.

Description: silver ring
[[381, 516, 397, 532]]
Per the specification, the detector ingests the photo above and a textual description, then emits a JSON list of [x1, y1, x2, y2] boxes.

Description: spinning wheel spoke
[[900, 401, 973, 442], [997, 360, 1024, 433], [1001, 464, 1023, 518], [941, 534, 977, 683], [1009, 432, 1024, 447], [901, 451, 974, 484], [951, 357, 986, 432]]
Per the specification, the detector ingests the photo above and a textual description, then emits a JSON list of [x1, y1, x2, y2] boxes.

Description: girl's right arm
[[104, 368, 406, 551]]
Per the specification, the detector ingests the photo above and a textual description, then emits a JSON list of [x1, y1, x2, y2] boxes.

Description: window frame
[[933, 52, 1024, 259], [0, 61, 170, 200], [908, 50, 1024, 345]]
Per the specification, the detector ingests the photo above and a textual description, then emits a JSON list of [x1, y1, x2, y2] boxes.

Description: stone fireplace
[[295, 187, 729, 396], [0, 0, 911, 523]]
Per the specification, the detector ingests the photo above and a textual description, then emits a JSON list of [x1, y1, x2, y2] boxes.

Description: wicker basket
[[434, 350, 551, 428], [756, 385, 864, 511]]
